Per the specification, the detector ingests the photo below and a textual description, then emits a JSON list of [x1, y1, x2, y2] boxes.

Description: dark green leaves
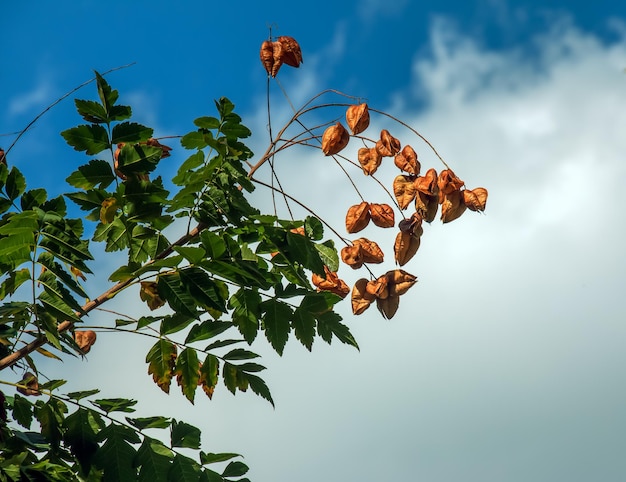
[[66, 160, 115, 190], [61, 124, 110, 155]]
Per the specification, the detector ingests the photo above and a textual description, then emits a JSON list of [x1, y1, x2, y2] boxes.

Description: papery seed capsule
[[277, 36, 303, 67], [321, 122, 350, 155], [463, 187, 488, 212], [346, 103, 370, 135], [345, 202, 371, 233]]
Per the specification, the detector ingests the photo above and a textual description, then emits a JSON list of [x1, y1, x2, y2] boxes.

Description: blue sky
[[3, 1, 626, 481]]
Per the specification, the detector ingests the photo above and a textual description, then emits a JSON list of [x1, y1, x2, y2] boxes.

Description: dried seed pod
[[260, 40, 275, 76], [345, 202, 371, 233], [463, 187, 488, 212], [357, 147, 382, 175], [346, 103, 370, 135], [145, 138, 172, 158], [352, 278, 375, 315], [75, 330, 97, 354], [386, 269, 418, 296], [394, 231, 421, 266], [322, 122, 350, 156], [393, 175, 417, 210], [353, 238, 384, 264], [140, 281, 166, 310], [415, 192, 439, 223], [290, 226, 306, 236], [438, 169, 465, 197], [277, 36, 303, 67], [375, 129, 401, 157], [0, 148, 6, 165], [376, 295, 400, 319], [312, 266, 350, 298], [366, 276, 389, 299], [398, 212, 423, 235], [369, 203, 395, 228], [271, 39, 285, 77], [441, 190, 467, 223], [17, 372, 40, 397], [341, 244, 364, 269], [414, 168, 439, 196], [394, 145, 420, 175]]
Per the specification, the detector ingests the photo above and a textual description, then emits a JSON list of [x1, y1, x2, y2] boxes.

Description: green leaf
[[246, 373, 274, 407], [169, 454, 200, 482], [174, 348, 200, 403], [173, 246, 206, 264], [93, 218, 130, 252], [136, 438, 173, 482], [116, 143, 162, 175], [304, 216, 324, 240], [61, 124, 110, 155], [64, 408, 104, 474], [74, 99, 109, 123], [157, 273, 198, 318], [159, 314, 195, 336], [95, 71, 119, 112], [200, 452, 240, 465], [170, 420, 201, 449], [20, 188, 47, 210], [66, 159, 115, 189], [315, 240, 339, 272], [200, 231, 227, 260], [91, 398, 137, 414], [316, 311, 359, 350], [199, 354, 219, 398], [12, 394, 33, 428], [194, 116, 221, 129], [286, 231, 325, 276], [222, 348, 259, 361], [5, 166, 26, 201], [94, 423, 139, 482], [261, 299, 292, 356], [66, 389, 100, 401], [146, 339, 177, 394], [292, 307, 316, 351], [222, 461, 249, 478], [185, 320, 232, 344], [127, 416, 172, 430], [111, 122, 154, 144], [229, 288, 261, 344], [179, 267, 228, 313]]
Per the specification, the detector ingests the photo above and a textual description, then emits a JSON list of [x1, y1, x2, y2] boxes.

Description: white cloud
[[8, 80, 54, 117]]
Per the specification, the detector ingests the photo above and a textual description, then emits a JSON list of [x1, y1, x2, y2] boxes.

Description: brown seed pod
[[386, 269, 418, 297], [414, 168, 439, 196], [75, 330, 97, 354], [341, 244, 365, 269], [311, 266, 350, 298], [322, 122, 350, 156], [260, 40, 275, 76], [353, 238, 384, 264], [394, 231, 421, 266], [376, 295, 400, 319], [375, 129, 401, 157], [415, 192, 439, 223], [394, 145, 420, 175], [366, 276, 389, 300], [463, 187, 488, 212], [271, 39, 285, 77], [369, 203, 395, 228], [393, 175, 417, 210], [277, 36, 303, 67], [441, 190, 467, 223], [346, 103, 370, 135], [345, 202, 371, 233], [357, 147, 382, 175], [352, 278, 375, 315], [438, 169, 465, 196], [17, 372, 40, 397]]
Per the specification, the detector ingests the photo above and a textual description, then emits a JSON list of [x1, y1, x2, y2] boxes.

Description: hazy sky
[[2, 1, 626, 481]]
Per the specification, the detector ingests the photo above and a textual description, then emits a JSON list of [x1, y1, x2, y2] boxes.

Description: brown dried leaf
[[393, 175, 417, 210], [375, 129, 401, 157], [70, 266, 87, 281], [369, 203, 395, 228], [311, 266, 350, 299], [463, 187, 488, 212], [415, 191, 439, 223], [394, 231, 421, 266], [345, 202, 371, 233], [357, 147, 382, 175], [277, 36, 303, 67], [260, 40, 274, 76], [394, 145, 420, 175], [353, 238, 384, 264], [322, 122, 350, 156], [17, 372, 40, 397], [441, 190, 467, 223], [351, 278, 375, 315], [75, 330, 97, 354], [341, 244, 364, 269], [414, 168, 439, 196], [140, 281, 166, 310], [346, 103, 370, 135], [376, 295, 400, 319], [386, 269, 418, 296]]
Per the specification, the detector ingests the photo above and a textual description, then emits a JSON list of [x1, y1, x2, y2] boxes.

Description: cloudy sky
[[2, 1, 626, 481]]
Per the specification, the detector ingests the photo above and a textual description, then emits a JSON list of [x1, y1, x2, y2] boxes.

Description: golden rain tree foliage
[[0, 34, 487, 481]]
